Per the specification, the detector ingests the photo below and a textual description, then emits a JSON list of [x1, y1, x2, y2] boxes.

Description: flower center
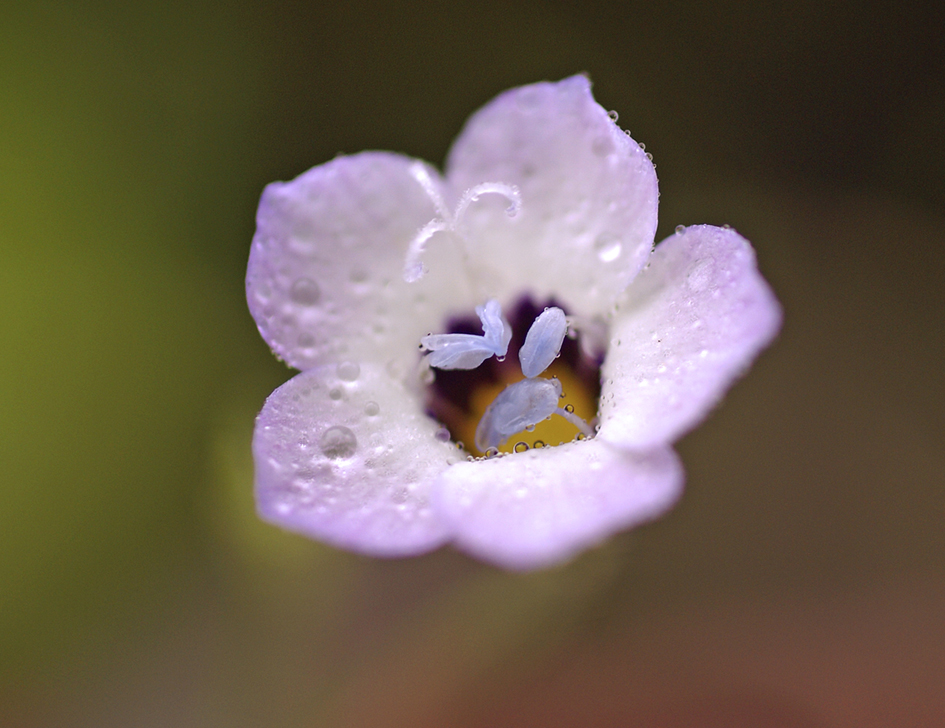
[[423, 298, 602, 457]]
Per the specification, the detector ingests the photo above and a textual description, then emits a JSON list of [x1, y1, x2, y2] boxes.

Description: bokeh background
[[2, 1, 943, 726]]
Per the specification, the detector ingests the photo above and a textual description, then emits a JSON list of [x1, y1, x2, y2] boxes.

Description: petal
[[253, 363, 460, 556], [246, 152, 476, 372], [445, 75, 658, 317], [432, 440, 683, 570], [598, 225, 782, 450]]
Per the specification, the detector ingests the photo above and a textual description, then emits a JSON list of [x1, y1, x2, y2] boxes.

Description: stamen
[[403, 218, 449, 283], [409, 162, 451, 222], [473, 304, 593, 451], [476, 299, 512, 355], [452, 182, 521, 228], [425, 297, 602, 456], [403, 165, 521, 283], [475, 377, 562, 451], [554, 406, 595, 439], [421, 299, 510, 370], [518, 307, 567, 378]]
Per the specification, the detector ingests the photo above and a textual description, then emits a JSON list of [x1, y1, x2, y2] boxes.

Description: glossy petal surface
[[254, 364, 459, 556], [433, 440, 683, 570], [598, 225, 782, 450], [445, 75, 658, 316], [247, 152, 475, 372]]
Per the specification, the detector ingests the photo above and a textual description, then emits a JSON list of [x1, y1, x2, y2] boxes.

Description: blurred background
[[2, 1, 943, 725]]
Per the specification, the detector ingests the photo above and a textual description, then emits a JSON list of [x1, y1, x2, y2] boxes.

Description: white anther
[[475, 377, 562, 451], [421, 299, 510, 370], [518, 307, 567, 378], [476, 299, 512, 356]]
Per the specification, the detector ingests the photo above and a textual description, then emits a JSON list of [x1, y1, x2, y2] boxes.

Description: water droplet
[[364, 401, 380, 416], [594, 233, 622, 262], [525, 424, 536, 432], [485, 447, 499, 458], [298, 332, 315, 347], [320, 426, 357, 459], [607, 109, 619, 122], [496, 355, 506, 363], [435, 427, 451, 442], [329, 388, 342, 400], [289, 277, 320, 305], [337, 361, 360, 381], [513, 441, 530, 453], [675, 225, 686, 235], [533, 440, 546, 449], [565, 404, 575, 413]]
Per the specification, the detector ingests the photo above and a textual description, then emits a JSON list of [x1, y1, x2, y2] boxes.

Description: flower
[[246, 76, 781, 570]]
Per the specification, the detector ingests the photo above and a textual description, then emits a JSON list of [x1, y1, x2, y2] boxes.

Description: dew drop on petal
[[364, 401, 380, 416], [289, 277, 320, 306], [435, 427, 451, 442], [607, 109, 619, 122], [675, 224, 686, 235], [594, 233, 622, 262], [319, 426, 357, 459], [329, 388, 343, 401], [337, 361, 360, 381]]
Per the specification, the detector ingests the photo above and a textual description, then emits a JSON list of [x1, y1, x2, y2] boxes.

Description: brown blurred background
[[1, 1, 943, 726]]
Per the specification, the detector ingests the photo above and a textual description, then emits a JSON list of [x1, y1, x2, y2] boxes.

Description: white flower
[[246, 76, 781, 570]]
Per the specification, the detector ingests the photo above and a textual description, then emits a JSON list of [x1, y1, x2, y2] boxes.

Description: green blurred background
[[2, 1, 943, 725]]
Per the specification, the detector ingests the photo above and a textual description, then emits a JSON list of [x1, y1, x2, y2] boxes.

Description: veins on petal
[[403, 162, 520, 283]]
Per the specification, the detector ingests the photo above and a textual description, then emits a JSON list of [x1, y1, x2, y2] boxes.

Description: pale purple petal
[[246, 152, 476, 372], [445, 76, 658, 317], [254, 363, 460, 556], [598, 225, 782, 450], [432, 440, 683, 570]]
